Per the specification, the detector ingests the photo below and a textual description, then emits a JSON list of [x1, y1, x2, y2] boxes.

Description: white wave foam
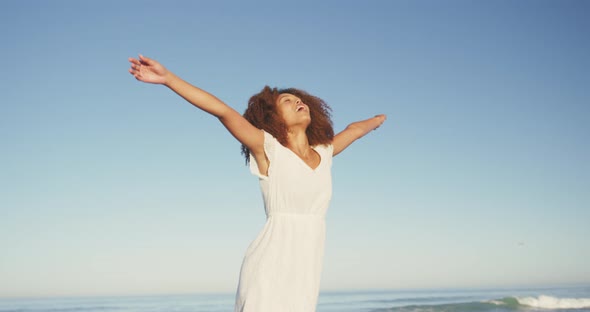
[[487, 299, 505, 305], [517, 295, 590, 309]]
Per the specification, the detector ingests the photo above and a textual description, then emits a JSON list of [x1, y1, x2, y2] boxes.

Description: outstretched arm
[[128, 54, 264, 155], [332, 114, 386, 156]]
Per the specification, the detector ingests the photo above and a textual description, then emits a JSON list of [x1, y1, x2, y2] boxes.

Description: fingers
[[128, 68, 142, 80], [374, 114, 387, 124], [128, 60, 143, 80], [139, 54, 152, 65], [372, 114, 386, 131], [128, 61, 139, 70], [128, 55, 145, 78], [128, 54, 150, 67], [128, 54, 158, 78], [128, 63, 141, 75]]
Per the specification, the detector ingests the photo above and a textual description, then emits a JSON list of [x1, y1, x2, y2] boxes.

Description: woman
[[128, 54, 386, 312]]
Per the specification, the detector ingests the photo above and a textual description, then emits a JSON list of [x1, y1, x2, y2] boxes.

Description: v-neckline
[[283, 145, 322, 172]]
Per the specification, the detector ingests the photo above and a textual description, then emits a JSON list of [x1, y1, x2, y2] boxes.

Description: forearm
[[332, 115, 386, 156], [345, 115, 385, 139], [164, 72, 233, 118]]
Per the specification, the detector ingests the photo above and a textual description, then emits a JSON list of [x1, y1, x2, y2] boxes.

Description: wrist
[[163, 71, 178, 87]]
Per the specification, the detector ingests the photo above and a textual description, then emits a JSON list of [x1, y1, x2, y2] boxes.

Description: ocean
[[1, 285, 589, 312]]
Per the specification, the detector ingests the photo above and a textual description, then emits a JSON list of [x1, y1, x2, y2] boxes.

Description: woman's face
[[276, 93, 311, 129]]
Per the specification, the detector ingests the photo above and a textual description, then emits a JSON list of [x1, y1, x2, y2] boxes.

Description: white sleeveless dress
[[234, 131, 333, 312]]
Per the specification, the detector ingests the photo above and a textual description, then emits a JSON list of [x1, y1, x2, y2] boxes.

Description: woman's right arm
[[128, 54, 264, 155]]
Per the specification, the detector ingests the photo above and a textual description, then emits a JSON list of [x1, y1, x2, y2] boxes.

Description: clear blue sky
[[1, 0, 589, 298]]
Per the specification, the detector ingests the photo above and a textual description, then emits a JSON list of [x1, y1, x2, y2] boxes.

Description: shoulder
[[314, 143, 334, 158]]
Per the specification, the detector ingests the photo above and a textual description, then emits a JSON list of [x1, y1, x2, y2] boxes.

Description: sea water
[[1, 285, 589, 312]]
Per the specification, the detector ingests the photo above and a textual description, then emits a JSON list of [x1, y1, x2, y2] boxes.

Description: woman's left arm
[[332, 114, 387, 156]]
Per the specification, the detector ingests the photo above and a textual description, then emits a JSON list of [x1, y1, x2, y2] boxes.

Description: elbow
[[217, 106, 238, 121]]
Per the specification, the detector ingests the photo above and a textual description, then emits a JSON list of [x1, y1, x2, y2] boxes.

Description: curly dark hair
[[241, 86, 334, 164]]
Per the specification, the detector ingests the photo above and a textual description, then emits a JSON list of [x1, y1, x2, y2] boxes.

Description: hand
[[128, 54, 170, 85], [373, 114, 387, 130]]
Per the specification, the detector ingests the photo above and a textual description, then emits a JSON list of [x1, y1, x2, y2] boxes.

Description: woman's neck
[[286, 128, 312, 156]]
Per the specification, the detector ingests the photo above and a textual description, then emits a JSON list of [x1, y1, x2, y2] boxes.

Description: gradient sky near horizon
[[1, 0, 589, 298]]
